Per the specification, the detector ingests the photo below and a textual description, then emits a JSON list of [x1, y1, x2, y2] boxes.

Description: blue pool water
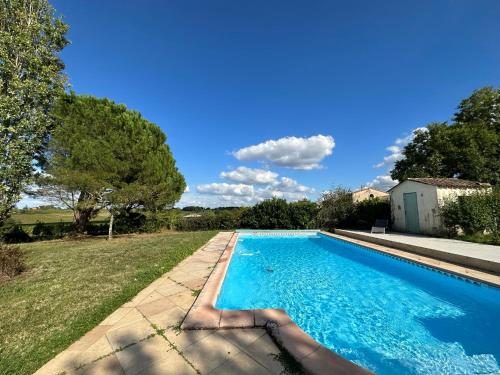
[[216, 233, 500, 375]]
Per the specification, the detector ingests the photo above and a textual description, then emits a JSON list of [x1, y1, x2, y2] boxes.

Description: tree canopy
[[39, 94, 186, 233], [391, 87, 500, 185], [0, 0, 68, 222]]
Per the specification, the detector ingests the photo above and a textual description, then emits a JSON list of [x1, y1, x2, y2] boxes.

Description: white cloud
[[272, 177, 314, 193], [374, 127, 427, 169], [197, 183, 255, 197], [193, 175, 315, 207], [184, 185, 190, 193], [366, 175, 398, 191], [233, 135, 335, 170], [220, 167, 278, 185]]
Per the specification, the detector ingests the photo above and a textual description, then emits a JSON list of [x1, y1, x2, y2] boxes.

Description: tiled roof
[[406, 178, 491, 189], [352, 187, 389, 194]]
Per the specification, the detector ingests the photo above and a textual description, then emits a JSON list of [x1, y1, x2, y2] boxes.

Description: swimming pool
[[216, 232, 500, 375]]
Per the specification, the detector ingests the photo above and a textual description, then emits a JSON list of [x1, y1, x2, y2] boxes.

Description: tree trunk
[[108, 212, 114, 240], [74, 192, 97, 233], [74, 208, 93, 233]]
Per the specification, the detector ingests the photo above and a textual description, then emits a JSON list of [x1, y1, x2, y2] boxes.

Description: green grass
[[454, 232, 499, 245], [11, 208, 109, 225], [0, 230, 217, 375]]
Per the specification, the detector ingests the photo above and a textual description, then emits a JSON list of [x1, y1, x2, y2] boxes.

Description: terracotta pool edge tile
[[301, 346, 374, 375], [267, 320, 373, 375], [219, 309, 255, 328], [181, 232, 237, 329]]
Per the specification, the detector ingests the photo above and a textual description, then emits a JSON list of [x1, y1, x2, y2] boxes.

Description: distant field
[[11, 208, 109, 225]]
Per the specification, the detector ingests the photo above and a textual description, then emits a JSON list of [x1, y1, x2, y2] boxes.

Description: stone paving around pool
[[34, 232, 287, 375]]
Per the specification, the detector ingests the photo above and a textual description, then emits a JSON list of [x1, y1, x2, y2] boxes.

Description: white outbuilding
[[388, 178, 490, 235]]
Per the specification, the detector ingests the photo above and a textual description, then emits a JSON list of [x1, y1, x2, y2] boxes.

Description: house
[[184, 213, 202, 218], [352, 188, 389, 203], [388, 178, 490, 235]]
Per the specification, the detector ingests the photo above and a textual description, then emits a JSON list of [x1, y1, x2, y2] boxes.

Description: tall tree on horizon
[[38, 94, 186, 236], [0, 0, 68, 223], [391, 87, 500, 185]]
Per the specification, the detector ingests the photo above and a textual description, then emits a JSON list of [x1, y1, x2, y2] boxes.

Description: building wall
[[390, 181, 441, 235], [435, 187, 486, 205], [352, 188, 389, 203], [390, 182, 488, 235]]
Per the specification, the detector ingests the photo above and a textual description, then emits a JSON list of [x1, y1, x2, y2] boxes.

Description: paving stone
[[122, 291, 164, 308], [209, 351, 272, 375], [182, 276, 208, 290], [155, 282, 188, 297], [133, 352, 198, 375], [183, 331, 241, 374], [163, 328, 214, 350], [115, 335, 172, 375], [71, 336, 115, 367], [147, 305, 186, 329], [181, 307, 221, 329], [242, 334, 285, 375], [168, 270, 197, 282], [167, 290, 197, 311], [106, 319, 156, 351], [137, 296, 176, 318], [108, 308, 144, 329], [217, 328, 266, 351], [75, 354, 125, 375], [67, 325, 113, 351], [100, 308, 136, 326]]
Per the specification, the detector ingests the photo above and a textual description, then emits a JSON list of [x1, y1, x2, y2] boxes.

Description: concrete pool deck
[[335, 229, 500, 276]]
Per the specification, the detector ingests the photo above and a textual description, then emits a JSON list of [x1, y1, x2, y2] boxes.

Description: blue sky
[[21, 0, 500, 207]]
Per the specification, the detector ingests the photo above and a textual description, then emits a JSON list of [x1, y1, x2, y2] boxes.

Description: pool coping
[[323, 231, 500, 288], [181, 231, 372, 375], [181, 230, 499, 375]]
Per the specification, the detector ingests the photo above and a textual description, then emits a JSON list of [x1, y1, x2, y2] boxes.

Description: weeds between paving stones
[[269, 352, 305, 375], [170, 320, 183, 335], [265, 322, 305, 375], [151, 323, 201, 374], [191, 289, 201, 297], [73, 333, 157, 371], [167, 276, 198, 293]]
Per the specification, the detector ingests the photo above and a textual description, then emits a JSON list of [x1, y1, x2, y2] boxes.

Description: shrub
[[0, 219, 31, 243], [176, 211, 218, 231], [316, 188, 391, 231], [354, 199, 390, 229], [86, 221, 108, 236], [239, 198, 292, 229], [114, 211, 147, 234], [288, 200, 318, 229], [32, 221, 75, 240], [316, 188, 356, 230], [441, 189, 499, 242], [0, 244, 26, 278]]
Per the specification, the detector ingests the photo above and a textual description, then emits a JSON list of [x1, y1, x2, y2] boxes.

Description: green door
[[403, 192, 420, 233]]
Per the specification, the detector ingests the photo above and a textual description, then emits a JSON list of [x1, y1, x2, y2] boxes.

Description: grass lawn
[[454, 232, 499, 246], [0, 230, 217, 375]]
